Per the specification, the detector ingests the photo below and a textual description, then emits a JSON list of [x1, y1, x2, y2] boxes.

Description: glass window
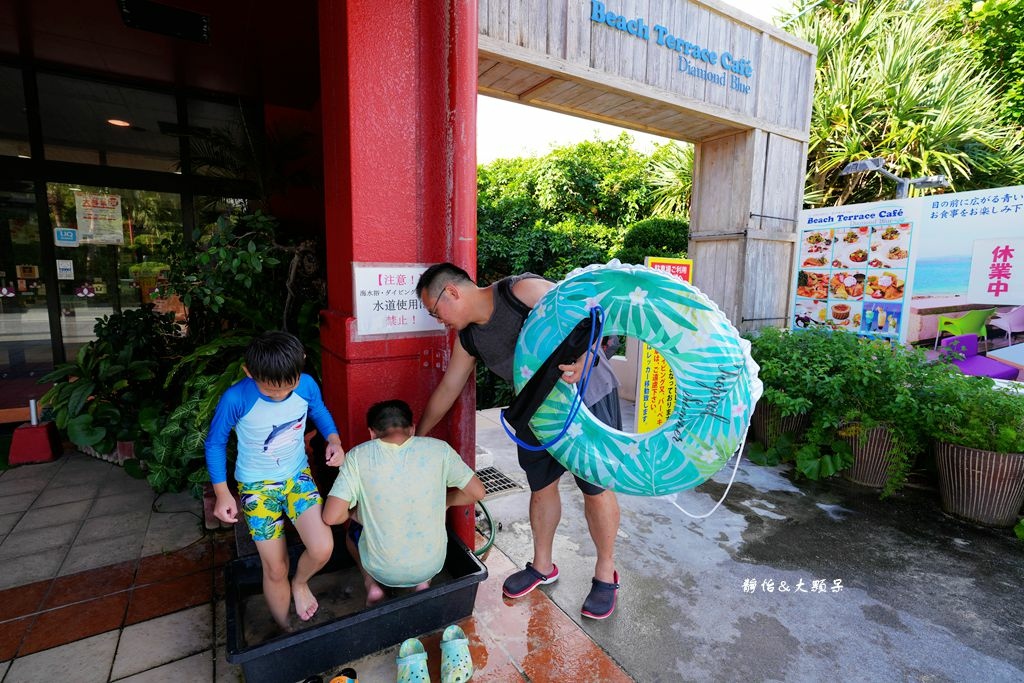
[[194, 195, 251, 236], [0, 187, 53, 405], [38, 75, 180, 172], [0, 66, 30, 159], [46, 183, 181, 359], [188, 100, 257, 179]]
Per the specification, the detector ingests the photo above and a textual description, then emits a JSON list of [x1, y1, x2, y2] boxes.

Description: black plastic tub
[[224, 532, 487, 683]]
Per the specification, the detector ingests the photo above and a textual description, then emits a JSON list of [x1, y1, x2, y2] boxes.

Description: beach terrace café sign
[[590, 1, 755, 94]]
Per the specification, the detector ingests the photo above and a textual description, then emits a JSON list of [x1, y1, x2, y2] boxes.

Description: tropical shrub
[[949, 0, 1024, 128], [42, 210, 326, 494], [133, 373, 236, 494], [784, 0, 1024, 206], [808, 337, 940, 496], [747, 327, 941, 497], [159, 211, 285, 344], [926, 373, 1024, 454], [39, 305, 178, 454], [613, 217, 689, 266], [532, 135, 655, 227], [647, 142, 693, 220]]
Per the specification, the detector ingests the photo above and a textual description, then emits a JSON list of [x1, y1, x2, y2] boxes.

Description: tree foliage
[[949, 0, 1024, 128], [647, 142, 693, 219], [784, 0, 1024, 207], [475, 134, 690, 407], [477, 134, 682, 284], [613, 218, 689, 266]]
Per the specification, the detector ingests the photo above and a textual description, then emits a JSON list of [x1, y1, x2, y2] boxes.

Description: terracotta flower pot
[[841, 424, 895, 488], [115, 440, 136, 465], [935, 442, 1024, 527], [80, 441, 136, 466], [750, 402, 809, 449]]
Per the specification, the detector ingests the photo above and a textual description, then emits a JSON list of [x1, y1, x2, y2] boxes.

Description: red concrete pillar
[[318, 0, 478, 546]]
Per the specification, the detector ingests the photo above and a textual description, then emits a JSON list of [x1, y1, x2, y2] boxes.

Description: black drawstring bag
[[501, 311, 601, 438]]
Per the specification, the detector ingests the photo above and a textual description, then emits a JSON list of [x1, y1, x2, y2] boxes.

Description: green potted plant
[[746, 327, 818, 462], [128, 260, 170, 305], [927, 373, 1024, 528], [125, 211, 326, 495], [789, 332, 936, 497], [39, 305, 177, 461], [38, 343, 156, 459]]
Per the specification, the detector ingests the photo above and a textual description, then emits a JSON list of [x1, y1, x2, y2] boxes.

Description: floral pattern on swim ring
[[514, 262, 763, 496]]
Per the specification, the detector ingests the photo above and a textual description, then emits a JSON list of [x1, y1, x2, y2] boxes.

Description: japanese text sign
[[353, 263, 443, 336]]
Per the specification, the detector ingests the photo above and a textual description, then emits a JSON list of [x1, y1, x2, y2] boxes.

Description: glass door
[[46, 183, 182, 360], [0, 188, 54, 409]]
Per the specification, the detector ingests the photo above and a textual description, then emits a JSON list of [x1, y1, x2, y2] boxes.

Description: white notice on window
[[74, 192, 124, 245], [56, 260, 74, 280]]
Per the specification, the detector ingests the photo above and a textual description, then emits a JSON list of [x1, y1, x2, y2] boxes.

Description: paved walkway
[[0, 455, 238, 681], [476, 406, 1024, 682], [3, 404, 1024, 682], [0, 449, 629, 682]]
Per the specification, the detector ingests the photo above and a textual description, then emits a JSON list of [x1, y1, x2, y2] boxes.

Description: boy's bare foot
[[292, 580, 319, 621], [413, 581, 431, 592], [365, 578, 385, 607]]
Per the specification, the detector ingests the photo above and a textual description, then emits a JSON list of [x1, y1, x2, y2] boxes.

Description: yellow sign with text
[[635, 257, 693, 432]]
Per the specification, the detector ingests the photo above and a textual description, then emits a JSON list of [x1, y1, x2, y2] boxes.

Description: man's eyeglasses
[[428, 288, 447, 319]]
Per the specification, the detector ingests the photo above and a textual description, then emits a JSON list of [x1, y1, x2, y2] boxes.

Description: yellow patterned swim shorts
[[237, 467, 321, 542]]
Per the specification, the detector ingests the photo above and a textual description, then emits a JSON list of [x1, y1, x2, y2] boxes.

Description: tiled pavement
[[0, 451, 632, 682]]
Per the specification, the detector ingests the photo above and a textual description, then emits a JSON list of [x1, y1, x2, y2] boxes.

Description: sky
[[476, 0, 794, 164]]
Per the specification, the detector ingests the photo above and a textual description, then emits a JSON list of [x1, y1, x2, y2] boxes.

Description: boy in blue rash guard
[[205, 331, 346, 631]]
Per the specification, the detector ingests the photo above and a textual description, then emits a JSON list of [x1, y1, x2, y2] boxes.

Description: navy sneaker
[[502, 562, 559, 598], [581, 571, 619, 619]]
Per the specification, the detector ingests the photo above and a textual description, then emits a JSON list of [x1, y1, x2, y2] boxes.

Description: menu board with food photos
[[794, 186, 1024, 345], [792, 215, 914, 340]]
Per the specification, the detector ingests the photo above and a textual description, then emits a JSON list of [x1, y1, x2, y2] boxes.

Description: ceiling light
[[107, 119, 132, 127]]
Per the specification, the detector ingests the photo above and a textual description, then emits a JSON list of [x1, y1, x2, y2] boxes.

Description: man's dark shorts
[[517, 389, 622, 496]]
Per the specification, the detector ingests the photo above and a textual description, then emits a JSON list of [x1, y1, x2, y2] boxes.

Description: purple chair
[[990, 305, 1024, 348], [939, 334, 1018, 380]]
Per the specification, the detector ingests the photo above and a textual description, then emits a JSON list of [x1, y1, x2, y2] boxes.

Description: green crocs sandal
[[440, 624, 473, 682], [396, 637, 430, 683]]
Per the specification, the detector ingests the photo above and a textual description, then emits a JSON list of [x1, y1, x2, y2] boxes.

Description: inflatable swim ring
[[513, 262, 763, 496]]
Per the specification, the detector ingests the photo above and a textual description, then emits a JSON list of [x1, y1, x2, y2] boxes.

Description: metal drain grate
[[475, 465, 523, 499]]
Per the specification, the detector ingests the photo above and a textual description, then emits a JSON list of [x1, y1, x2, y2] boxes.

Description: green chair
[[933, 307, 996, 351]]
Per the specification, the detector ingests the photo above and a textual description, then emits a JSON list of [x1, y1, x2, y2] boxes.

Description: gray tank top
[[459, 273, 618, 405]]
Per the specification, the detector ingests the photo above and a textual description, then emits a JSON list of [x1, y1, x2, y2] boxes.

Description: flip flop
[[329, 669, 358, 683], [396, 637, 430, 683], [440, 624, 474, 682]]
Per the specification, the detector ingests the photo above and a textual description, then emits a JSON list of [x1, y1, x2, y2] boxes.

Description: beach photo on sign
[[828, 271, 866, 300], [796, 270, 828, 299], [865, 269, 906, 301]]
